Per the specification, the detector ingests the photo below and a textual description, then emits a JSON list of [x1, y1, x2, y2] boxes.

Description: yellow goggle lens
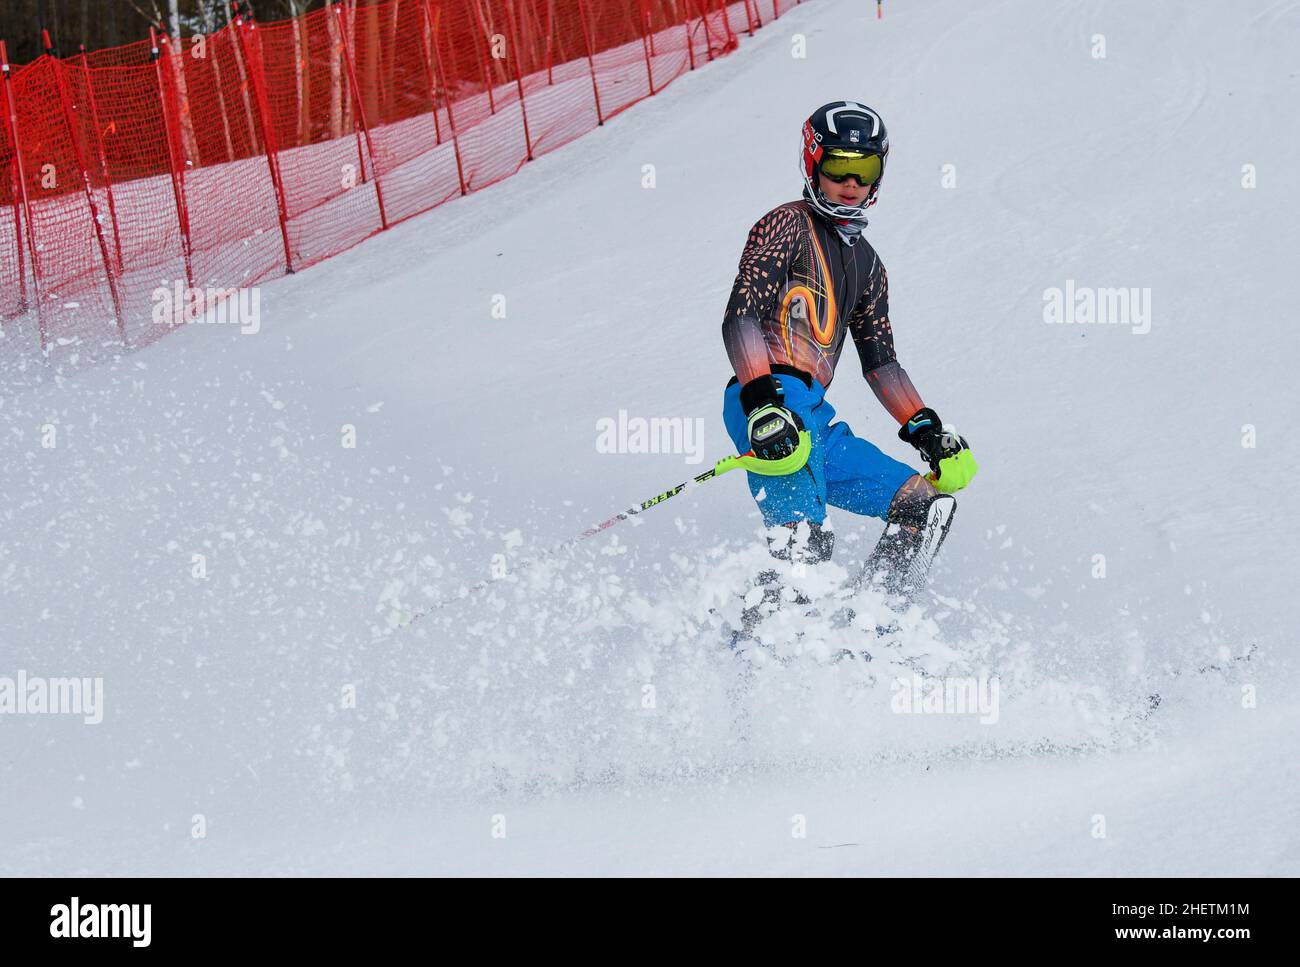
[[819, 151, 882, 185]]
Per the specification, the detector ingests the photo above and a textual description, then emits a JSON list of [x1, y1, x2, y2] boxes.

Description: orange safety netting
[[0, 0, 805, 355]]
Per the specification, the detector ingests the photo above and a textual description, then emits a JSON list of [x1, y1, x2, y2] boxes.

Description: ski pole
[[392, 432, 812, 628]]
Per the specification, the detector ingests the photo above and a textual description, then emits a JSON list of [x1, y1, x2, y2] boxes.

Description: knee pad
[[888, 485, 953, 531]]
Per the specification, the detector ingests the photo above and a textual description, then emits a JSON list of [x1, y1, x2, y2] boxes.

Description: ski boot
[[858, 492, 957, 598], [729, 520, 834, 649]]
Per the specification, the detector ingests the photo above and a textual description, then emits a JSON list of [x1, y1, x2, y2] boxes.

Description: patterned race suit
[[721, 200, 927, 526]]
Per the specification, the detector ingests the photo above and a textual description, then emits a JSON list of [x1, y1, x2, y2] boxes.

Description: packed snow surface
[[2, 0, 1297, 874]]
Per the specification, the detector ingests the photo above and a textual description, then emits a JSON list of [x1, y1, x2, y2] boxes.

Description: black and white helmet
[[800, 101, 889, 221]]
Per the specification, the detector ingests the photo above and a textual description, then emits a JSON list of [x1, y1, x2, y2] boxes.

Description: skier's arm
[[847, 261, 926, 424], [866, 360, 926, 424], [850, 258, 979, 493], [722, 206, 800, 399]]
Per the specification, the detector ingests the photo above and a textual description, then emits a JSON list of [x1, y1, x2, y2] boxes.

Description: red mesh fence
[[0, 0, 804, 355]]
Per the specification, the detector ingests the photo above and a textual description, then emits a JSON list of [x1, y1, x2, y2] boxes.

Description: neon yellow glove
[[898, 407, 978, 493]]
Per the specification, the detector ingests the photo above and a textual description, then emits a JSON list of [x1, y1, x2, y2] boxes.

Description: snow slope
[[2, 0, 1297, 875]]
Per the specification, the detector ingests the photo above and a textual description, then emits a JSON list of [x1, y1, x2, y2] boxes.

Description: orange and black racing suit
[[720, 200, 929, 526], [722, 199, 924, 422]]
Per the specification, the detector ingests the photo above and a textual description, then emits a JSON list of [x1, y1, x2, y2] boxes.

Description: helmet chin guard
[[800, 100, 889, 222], [802, 182, 873, 223]]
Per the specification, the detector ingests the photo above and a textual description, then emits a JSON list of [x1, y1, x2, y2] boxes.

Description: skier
[[722, 101, 978, 598]]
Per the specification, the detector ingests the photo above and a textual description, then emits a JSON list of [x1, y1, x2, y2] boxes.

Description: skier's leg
[[861, 475, 957, 595], [723, 375, 834, 642], [765, 518, 835, 564], [814, 409, 956, 593], [818, 414, 918, 520], [888, 472, 941, 519], [723, 374, 833, 565]]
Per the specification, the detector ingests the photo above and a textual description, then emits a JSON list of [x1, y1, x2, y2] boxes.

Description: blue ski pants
[[722, 373, 917, 527]]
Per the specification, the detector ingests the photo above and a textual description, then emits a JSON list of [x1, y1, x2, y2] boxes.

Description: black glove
[[748, 403, 804, 461], [898, 407, 962, 475], [740, 374, 804, 462]]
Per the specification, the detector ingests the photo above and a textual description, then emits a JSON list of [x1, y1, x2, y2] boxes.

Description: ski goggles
[[818, 149, 882, 185]]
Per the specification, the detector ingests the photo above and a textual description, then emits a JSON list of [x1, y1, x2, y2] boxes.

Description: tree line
[[0, 0, 336, 65]]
